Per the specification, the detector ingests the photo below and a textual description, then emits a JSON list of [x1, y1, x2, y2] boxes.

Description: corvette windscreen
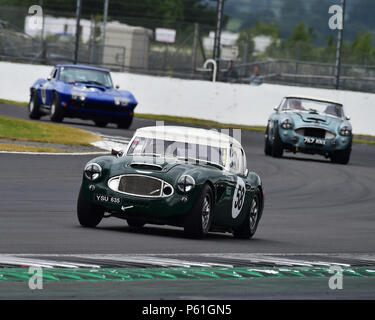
[[127, 137, 227, 167], [59, 67, 113, 87], [281, 98, 344, 118]]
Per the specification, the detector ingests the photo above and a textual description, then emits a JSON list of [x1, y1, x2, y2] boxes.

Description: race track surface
[[1, 103, 375, 298]]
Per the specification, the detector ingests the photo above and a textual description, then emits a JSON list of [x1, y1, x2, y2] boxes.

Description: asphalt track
[[1, 103, 375, 298]]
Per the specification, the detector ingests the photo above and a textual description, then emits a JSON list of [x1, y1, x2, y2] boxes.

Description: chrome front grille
[[108, 174, 174, 198], [295, 127, 335, 139]]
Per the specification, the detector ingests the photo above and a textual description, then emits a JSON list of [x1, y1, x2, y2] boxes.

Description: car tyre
[[117, 116, 133, 129], [184, 184, 213, 239], [127, 218, 145, 228], [77, 188, 104, 228], [271, 124, 283, 158], [264, 125, 272, 156], [50, 93, 64, 122], [94, 120, 108, 128], [233, 192, 261, 239], [331, 144, 351, 165], [28, 92, 42, 120]]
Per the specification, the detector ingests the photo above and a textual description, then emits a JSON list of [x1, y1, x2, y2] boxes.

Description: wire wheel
[[249, 197, 259, 231], [202, 194, 211, 231]]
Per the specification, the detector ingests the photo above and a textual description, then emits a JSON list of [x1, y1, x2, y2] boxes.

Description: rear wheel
[[233, 193, 261, 239], [271, 124, 283, 158], [117, 116, 133, 129], [126, 219, 145, 228], [77, 188, 104, 228], [331, 145, 351, 165], [28, 92, 41, 120], [94, 120, 108, 128], [184, 184, 213, 239], [50, 93, 64, 122]]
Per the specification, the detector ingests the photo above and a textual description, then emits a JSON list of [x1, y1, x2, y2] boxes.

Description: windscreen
[[59, 67, 113, 87], [281, 98, 344, 118], [127, 137, 228, 167]]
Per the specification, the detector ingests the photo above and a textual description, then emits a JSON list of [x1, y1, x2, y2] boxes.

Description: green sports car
[[77, 126, 264, 239]]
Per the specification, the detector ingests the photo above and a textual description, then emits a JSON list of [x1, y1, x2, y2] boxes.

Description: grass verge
[[0, 143, 62, 153], [136, 113, 266, 133], [1, 99, 374, 145], [0, 116, 100, 146]]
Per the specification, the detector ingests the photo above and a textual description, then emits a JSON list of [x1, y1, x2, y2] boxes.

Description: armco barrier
[[1, 61, 374, 135]]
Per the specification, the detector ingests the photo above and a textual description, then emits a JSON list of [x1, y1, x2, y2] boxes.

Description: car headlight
[[177, 175, 195, 193], [71, 92, 87, 101], [114, 97, 131, 106], [84, 163, 102, 181], [281, 118, 293, 129], [339, 126, 352, 136]]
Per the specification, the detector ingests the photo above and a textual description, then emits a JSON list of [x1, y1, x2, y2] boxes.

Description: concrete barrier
[[1, 61, 374, 135]]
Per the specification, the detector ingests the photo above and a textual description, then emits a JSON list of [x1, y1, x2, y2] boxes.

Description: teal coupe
[[77, 126, 264, 239], [264, 96, 353, 164]]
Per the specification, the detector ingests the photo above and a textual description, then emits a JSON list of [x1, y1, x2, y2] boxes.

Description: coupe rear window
[[59, 67, 113, 87], [127, 137, 228, 167]]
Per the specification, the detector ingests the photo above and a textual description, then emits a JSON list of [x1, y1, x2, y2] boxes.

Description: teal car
[[77, 126, 264, 239], [264, 96, 353, 164]]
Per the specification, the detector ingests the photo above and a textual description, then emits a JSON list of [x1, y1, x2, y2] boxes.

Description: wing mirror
[[244, 169, 249, 177], [346, 116, 351, 121], [115, 84, 120, 89], [47, 75, 52, 81], [111, 149, 123, 157], [273, 107, 278, 112]]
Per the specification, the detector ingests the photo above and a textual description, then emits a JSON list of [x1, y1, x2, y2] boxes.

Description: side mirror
[[346, 116, 351, 121], [273, 107, 278, 112], [47, 75, 52, 81], [115, 84, 120, 89], [111, 149, 123, 157]]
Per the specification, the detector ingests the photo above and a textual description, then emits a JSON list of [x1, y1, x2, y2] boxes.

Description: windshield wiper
[[177, 156, 223, 170], [308, 108, 319, 114], [79, 80, 108, 87]]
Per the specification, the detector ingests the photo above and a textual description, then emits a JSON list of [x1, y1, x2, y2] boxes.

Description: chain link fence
[[1, 6, 375, 92]]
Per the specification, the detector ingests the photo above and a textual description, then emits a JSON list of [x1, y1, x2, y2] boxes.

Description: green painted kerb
[[1, 266, 375, 283]]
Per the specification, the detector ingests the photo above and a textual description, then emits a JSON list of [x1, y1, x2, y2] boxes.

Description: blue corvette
[[28, 64, 137, 129], [264, 96, 353, 164]]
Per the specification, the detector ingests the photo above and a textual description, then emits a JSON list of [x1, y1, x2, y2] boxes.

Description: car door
[[213, 146, 248, 228]]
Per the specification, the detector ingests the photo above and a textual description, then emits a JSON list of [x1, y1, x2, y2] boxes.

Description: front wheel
[[94, 120, 108, 128], [271, 126, 283, 158], [264, 125, 272, 156], [184, 184, 213, 239], [77, 188, 104, 228], [233, 193, 261, 239], [127, 219, 145, 228], [331, 145, 351, 165], [50, 94, 64, 122], [28, 92, 41, 120]]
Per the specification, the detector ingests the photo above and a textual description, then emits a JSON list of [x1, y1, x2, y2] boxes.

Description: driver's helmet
[[290, 99, 304, 110]]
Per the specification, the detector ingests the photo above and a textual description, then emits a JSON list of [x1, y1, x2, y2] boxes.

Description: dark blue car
[[28, 64, 137, 129]]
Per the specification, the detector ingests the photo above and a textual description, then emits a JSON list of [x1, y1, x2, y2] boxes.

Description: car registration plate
[[94, 194, 122, 205], [304, 137, 326, 145]]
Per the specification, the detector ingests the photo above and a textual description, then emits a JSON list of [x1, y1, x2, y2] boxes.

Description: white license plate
[[304, 137, 326, 145], [94, 194, 122, 204]]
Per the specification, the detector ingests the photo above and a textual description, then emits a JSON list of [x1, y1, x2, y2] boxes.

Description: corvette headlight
[[114, 97, 131, 106], [339, 126, 351, 136], [177, 175, 195, 193], [71, 92, 87, 101], [84, 163, 102, 181], [281, 118, 293, 129]]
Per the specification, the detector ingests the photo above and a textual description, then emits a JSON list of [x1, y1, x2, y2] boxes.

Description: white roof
[[285, 95, 342, 106], [134, 126, 242, 149]]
